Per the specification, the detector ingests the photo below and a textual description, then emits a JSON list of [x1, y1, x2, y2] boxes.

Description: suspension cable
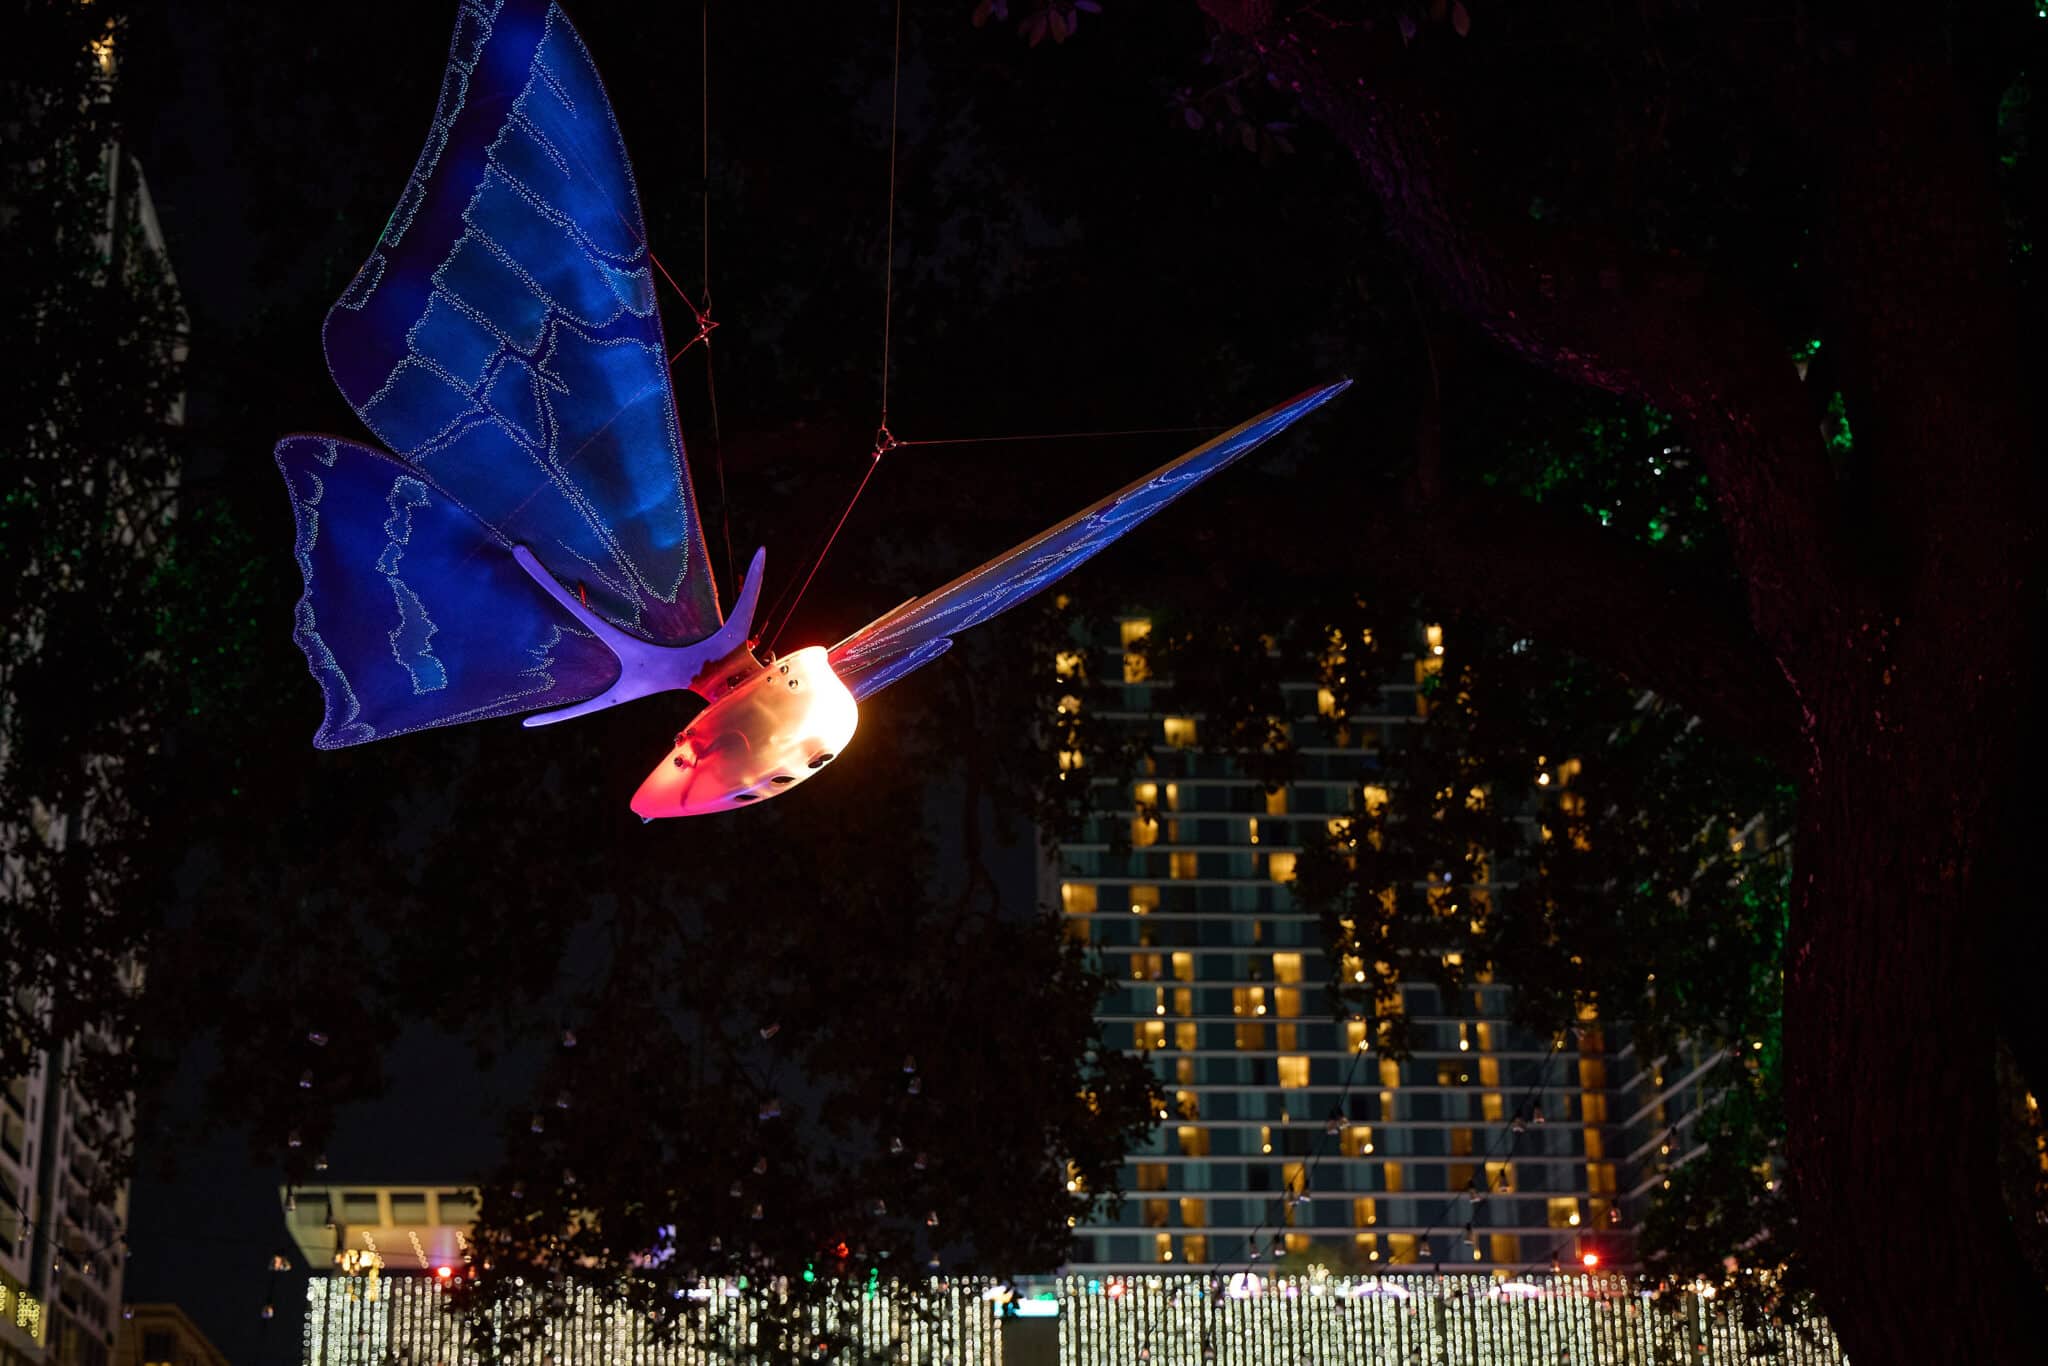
[[764, 0, 904, 651]]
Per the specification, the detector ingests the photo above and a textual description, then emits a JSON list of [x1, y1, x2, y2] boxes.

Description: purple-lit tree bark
[[1196, 2, 2043, 1360]]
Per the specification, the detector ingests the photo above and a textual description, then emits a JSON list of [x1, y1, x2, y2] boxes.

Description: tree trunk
[[1788, 735, 2046, 1364]]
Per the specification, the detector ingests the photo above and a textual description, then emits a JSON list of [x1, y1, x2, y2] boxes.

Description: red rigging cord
[[764, 0, 905, 652]]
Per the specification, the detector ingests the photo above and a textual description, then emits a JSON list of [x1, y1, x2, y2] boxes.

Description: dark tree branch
[[1202, 0, 1846, 674], [1362, 484, 1804, 770]]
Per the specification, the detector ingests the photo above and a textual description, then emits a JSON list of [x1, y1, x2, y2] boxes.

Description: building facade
[[290, 1265, 1843, 1366], [1056, 616, 1694, 1277], [114, 1304, 230, 1366], [1, 27, 183, 1366]]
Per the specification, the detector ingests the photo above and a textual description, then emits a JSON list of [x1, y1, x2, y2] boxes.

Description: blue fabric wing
[[828, 382, 1351, 702], [321, 0, 720, 646], [277, 435, 619, 749]]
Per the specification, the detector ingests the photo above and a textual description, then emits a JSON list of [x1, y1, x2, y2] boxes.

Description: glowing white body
[[630, 646, 859, 818], [512, 544, 858, 819]]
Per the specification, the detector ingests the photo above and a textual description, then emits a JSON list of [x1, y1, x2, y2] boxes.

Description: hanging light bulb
[[759, 1022, 780, 1040], [314, 1153, 329, 1172], [560, 1028, 577, 1049], [531, 1113, 545, 1135], [759, 1097, 782, 1120], [307, 1030, 329, 1047], [556, 1090, 571, 1110], [750, 1203, 764, 1221], [753, 1156, 769, 1175], [730, 1180, 744, 1198], [287, 1129, 302, 1149], [299, 1069, 314, 1089], [925, 1211, 939, 1228], [1532, 1105, 1546, 1125], [913, 1152, 928, 1171], [889, 1136, 905, 1155], [261, 1303, 275, 1320], [872, 1199, 888, 1217], [708, 1236, 722, 1253], [907, 1077, 922, 1095], [510, 1180, 525, 1200], [903, 1055, 917, 1074]]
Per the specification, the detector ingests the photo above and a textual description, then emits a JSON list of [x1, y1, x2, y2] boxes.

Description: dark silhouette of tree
[[1167, 2, 2046, 1361]]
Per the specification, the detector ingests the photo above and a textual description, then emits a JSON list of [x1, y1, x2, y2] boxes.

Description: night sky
[[113, 4, 1372, 1360]]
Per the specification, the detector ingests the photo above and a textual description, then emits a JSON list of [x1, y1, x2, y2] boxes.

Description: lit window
[[1172, 953, 1195, 982], [1162, 716, 1197, 747], [1316, 687, 1339, 718], [1585, 1129, 1605, 1160], [1383, 1162, 1405, 1194], [1175, 1022, 1198, 1050], [1173, 987, 1193, 1016], [1343, 1126, 1374, 1157], [1137, 1021, 1166, 1050], [1131, 952, 1163, 980], [1479, 1057, 1500, 1087], [1234, 1022, 1265, 1050], [1582, 1093, 1609, 1122], [1547, 1197, 1581, 1229], [1271, 953, 1304, 984], [1054, 649, 1083, 678], [1265, 787, 1288, 816], [1425, 623, 1444, 654], [1450, 1128, 1475, 1157], [1352, 1197, 1377, 1228], [1121, 619, 1153, 684], [1232, 987, 1266, 1017], [1176, 1058, 1195, 1084], [1154, 1233, 1173, 1262], [1144, 1200, 1169, 1227], [1484, 1161, 1514, 1193], [1129, 885, 1159, 915], [1387, 1233, 1417, 1264], [1169, 852, 1198, 879], [1163, 783, 1180, 811], [1488, 1234, 1520, 1264], [1060, 883, 1097, 916], [1277, 1055, 1310, 1088], [1588, 1162, 1617, 1194], [1354, 1233, 1379, 1261], [1360, 785, 1389, 815], [1058, 748, 1085, 771], [1346, 1020, 1368, 1053], [1178, 1198, 1207, 1228], [1378, 1058, 1401, 1088], [1266, 851, 1297, 883], [1177, 1126, 1210, 1157], [1183, 1234, 1209, 1263], [1137, 1163, 1169, 1191], [1274, 988, 1301, 1019], [1481, 1093, 1504, 1122], [1134, 781, 1159, 807], [1131, 815, 1158, 847], [1175, 1089, 1200, 1119]]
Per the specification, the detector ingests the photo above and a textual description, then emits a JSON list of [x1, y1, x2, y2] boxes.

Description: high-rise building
[[1, 24, 182, 1366], [1055, 615, 1646, 1276]]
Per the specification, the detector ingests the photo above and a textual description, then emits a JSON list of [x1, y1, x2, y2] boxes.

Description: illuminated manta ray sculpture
[[276, 0, 1348, 820]]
